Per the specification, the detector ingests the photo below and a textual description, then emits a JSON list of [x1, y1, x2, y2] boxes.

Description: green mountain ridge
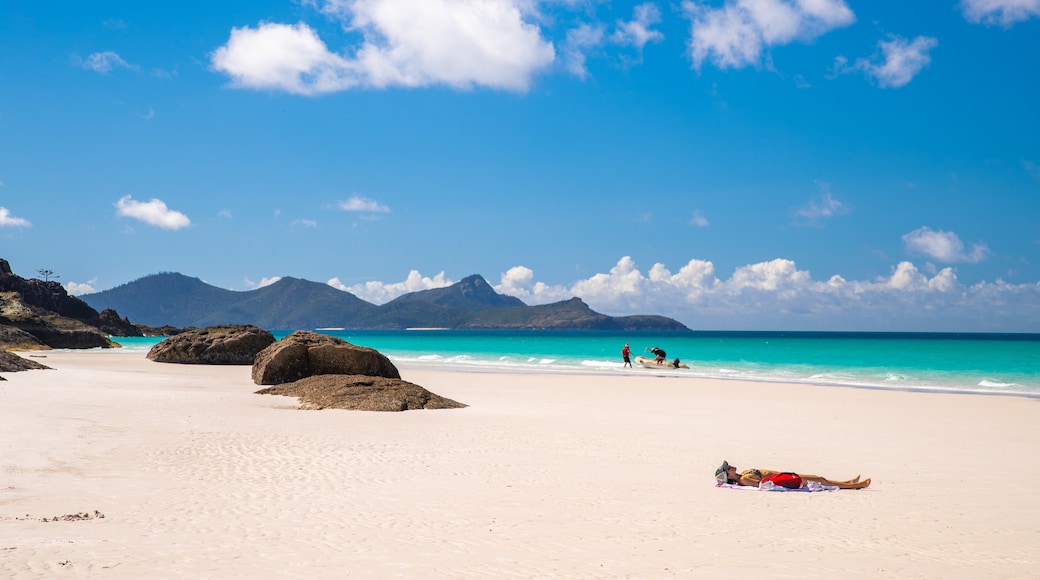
[[81, 272, 689, 331]]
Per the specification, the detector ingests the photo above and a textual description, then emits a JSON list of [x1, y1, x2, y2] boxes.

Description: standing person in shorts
[[622, 343, 632, 367]]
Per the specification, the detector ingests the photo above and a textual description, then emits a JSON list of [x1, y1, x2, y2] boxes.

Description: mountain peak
[[386, 274, 525, 312], [79, 270, 689, 331]]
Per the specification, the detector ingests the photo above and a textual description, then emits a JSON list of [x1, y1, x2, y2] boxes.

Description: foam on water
[[108, 331, 1040, 396]]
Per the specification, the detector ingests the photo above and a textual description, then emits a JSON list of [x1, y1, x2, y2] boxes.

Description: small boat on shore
[[634, 356, 689, 369]]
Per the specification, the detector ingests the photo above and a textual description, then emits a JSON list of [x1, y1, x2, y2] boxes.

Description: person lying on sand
[[715, 460, 871, 490]]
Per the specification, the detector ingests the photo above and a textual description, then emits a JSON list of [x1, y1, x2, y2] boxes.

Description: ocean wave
[[979, 380, 1015, 388], [581, 359, 623, 368]]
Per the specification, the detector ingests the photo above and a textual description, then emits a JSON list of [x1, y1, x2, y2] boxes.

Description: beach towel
[[716, 482, 838, 492]]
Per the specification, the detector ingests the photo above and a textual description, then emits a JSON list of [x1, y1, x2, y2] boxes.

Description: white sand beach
[[2, 350, 1038, 578]]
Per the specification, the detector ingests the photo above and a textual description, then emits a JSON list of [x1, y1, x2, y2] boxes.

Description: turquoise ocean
[[111, 330, 1040, 397]]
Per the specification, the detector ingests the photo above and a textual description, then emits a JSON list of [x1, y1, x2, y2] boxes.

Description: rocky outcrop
[[0, 351, 51, 372], [98, 308, 143, 337], [256, 374, 466, 411], [0, 293, 116, 349], [136, 324, 189, 337], [147, 325, 276, 365], [0, 259, 120, 350], [0, 324, 48, 351], [17, 323, 114, 349], [252, 330, 401, 385], [0, 260, 99, 322]]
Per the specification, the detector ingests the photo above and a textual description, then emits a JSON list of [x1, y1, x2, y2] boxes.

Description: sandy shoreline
[[2, 350, 1038, 578]]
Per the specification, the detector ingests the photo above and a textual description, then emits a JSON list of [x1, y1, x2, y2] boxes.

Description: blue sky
[[2, 0, 1039, 331]]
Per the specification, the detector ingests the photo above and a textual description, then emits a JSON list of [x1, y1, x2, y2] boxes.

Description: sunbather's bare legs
[[799, 474, 870, 489]]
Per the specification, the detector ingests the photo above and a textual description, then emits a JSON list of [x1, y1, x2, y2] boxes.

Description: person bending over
[[715, 460, 870, 490], [648, 347, 666, 364]]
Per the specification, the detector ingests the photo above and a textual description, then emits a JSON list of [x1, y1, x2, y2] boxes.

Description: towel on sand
[[716, 482, 838, 492]]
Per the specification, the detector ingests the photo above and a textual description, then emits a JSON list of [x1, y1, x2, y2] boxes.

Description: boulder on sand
[[147, 325, 275, 365], [256, 374, 466, 411], [0, 350, 51, 372], [252, 330, 400, 385]]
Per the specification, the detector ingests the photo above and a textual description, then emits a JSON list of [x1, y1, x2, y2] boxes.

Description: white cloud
[[211, 22, 356, 95], [881, 261, 959, 292], [65, 279, 98, 295], [291, 218, 319, 228], [613, 3, 665, 50], [339, 195, 390, 213], [727, 258, 811, 294], [795, 189, 847, 224], [330, 270, 453, 303], [689, 210, 710, 227], [684, 0, 855, 70], [0, 207, 31, 228], [559, 3, 665, 78], [570, 256, 653, 310], [218, 209, 233, 218], [494, 265, 571, 303], [961, 0, 1040, 26], [75, 51, 137, 74], [505, 256, 1040, 330], [902, 226, 989, 263], [563, 23, 605, 78], [212, 0, 556, 94], [324, 256, 1040, 330], [115, 196, 191, 230], [854, 35, 938, 88], [244, 276, 283, 289]]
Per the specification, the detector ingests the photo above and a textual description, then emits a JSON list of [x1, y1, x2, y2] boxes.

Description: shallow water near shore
[[110, 330, 1040, 397]]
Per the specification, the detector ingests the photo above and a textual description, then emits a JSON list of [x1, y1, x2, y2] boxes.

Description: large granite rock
[[256, 374, 465, 411], [0, 351, 51, 372], [252, 330, 400, 385], [147, 325, 275, 364]]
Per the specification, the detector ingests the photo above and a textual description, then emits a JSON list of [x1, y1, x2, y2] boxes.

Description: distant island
[[81, 271, 689, 331]]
